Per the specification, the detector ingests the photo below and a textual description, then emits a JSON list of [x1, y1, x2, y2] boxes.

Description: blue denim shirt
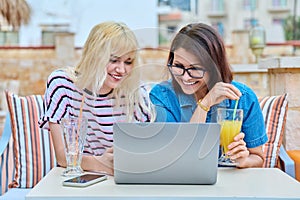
[[150, 80, 268, 148]]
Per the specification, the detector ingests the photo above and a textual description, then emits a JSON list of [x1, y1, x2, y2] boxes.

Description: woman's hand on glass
[[226, 132, 249, 167]]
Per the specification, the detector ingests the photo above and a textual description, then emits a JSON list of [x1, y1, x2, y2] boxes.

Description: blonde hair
[[67, 21, 155, 122]]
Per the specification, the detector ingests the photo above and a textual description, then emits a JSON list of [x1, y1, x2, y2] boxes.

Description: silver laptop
[[113, 122, 220, 185]]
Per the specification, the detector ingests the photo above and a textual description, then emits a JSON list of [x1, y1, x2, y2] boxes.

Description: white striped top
[[39, 69, 150, 156]]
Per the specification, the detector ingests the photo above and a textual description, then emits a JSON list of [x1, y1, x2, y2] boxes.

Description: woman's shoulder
[[47, 68, 74, 85], [231, 81, 259, 107], [232, 81, 257, 98], [150, 80, 174, 94]]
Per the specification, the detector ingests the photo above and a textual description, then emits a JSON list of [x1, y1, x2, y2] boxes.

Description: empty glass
[[61, 117, 88, 176]]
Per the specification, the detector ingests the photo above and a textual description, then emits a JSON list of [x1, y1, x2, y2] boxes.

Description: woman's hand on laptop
[[93, 147, 114, 175]]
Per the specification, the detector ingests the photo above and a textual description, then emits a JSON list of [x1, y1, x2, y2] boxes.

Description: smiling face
[[172, 48, 209, 95], [99, 53, 135, 94]]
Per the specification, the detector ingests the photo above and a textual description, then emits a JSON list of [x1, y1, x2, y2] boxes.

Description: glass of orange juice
[[217, 108, 243, 166]]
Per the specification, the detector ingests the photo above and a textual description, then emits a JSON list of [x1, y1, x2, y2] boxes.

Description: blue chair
[[0, 114, 14, 196], [279, 145, 296, 178]]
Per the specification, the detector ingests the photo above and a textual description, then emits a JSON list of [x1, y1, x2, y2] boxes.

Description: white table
[[26, 167, 300, 200]]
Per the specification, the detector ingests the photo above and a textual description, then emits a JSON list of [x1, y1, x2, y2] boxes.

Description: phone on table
[[62, 174, 107, 187]]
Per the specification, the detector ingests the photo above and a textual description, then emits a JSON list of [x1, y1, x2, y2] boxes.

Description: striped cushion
[[259, 94, 288, 168], [5, 91, 56, 188]]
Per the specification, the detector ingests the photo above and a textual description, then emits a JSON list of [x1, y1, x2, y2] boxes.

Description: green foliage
[[283, 15, 300, 40], [159, 32, 169, 45]]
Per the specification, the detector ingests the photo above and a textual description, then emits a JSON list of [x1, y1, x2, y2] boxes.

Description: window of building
[[40, 24, 70, 46], [273, 18, 285, 25], [0, 18, 19, 46], [0, 31, 19, 46], [244, 18, 259, 29], [243, 0, 257, 11], [159, 0, 191, 11], [210, 0, 224, 12], [271, 0, 287, 7], [212, 22, 224, 38]]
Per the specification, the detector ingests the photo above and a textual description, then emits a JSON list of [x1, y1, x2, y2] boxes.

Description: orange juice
[[220, 120, 242, 154]]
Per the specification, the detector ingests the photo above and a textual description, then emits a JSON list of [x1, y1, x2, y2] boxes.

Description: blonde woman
[[39, 21, 155, 175]]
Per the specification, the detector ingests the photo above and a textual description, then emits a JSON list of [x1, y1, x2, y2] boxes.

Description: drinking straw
[[233, 99, 239, 121], [78, 93, 85, 120], [74, 93, 85, 166], [77, 92, 85, 139]]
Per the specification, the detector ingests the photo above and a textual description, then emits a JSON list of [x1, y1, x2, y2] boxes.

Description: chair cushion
[[287, 150, 300, 181], [5, 91, 56, 188], [259, 94, 288, 168]]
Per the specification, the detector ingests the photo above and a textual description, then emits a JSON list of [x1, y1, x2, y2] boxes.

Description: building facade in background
[[159, 0, 299, 45], [1, 0, 299, 47]]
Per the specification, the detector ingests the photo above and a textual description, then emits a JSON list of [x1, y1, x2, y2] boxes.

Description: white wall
[[19, 0, 158, 47]]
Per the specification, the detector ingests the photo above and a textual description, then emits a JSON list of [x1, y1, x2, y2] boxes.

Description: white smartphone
[[62, 174, 107, 187]]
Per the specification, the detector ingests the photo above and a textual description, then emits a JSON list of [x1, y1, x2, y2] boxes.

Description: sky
[[20, 0, 158, 47]]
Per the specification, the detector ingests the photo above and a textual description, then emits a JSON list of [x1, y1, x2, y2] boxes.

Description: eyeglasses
[[167, 63, 207, 79]]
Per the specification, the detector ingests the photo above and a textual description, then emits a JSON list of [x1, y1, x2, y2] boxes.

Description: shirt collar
[[177, 90, 195, 107]]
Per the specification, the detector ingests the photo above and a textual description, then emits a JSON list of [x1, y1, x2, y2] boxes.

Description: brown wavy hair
[[168, 23, 232, 90]]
